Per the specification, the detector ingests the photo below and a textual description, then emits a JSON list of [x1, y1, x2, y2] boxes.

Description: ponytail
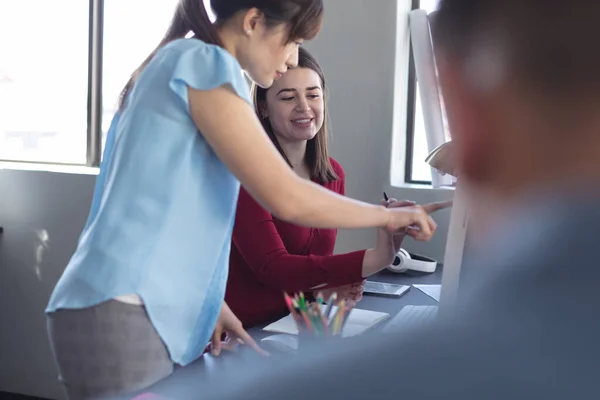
[[181, 0, 221, 45], [118, 0, 221, 110], [118, 0, 324, 111]]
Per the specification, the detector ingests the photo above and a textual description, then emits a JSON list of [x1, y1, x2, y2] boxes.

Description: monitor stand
[[438, 180, 469, 318]]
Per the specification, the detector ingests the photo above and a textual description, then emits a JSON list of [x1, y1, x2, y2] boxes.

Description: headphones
[[386, 248, 437, 274]]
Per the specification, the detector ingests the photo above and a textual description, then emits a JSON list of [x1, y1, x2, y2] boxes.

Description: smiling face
[[261, 67, 324, 144]]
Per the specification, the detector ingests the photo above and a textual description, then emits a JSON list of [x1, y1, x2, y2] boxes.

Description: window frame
[[0, 0, 104, 167], [87, 0, 104, 168], [0, 0, 216, 168], [404, 0, 443, 185], [4, 0, 441, 177], [403, 0, 425, 184]]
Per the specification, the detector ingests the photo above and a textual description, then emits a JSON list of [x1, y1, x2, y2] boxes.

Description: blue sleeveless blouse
[[46, 38, 251, 366]]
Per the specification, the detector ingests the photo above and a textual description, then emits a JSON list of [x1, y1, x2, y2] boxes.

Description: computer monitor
[[437, 182, 469, 316], [410, 8, 469, 316], [409, 9, 453, 188]]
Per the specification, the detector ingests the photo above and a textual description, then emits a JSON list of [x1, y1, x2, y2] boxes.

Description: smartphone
[[363, 281, 411, 297]]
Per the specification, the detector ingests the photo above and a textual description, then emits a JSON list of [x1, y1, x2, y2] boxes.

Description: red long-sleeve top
[[225, 158, 366, 328]]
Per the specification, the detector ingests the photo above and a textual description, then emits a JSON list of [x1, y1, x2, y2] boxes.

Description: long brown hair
[[118, 0, 324, 110], [252, 47, 338, 183]]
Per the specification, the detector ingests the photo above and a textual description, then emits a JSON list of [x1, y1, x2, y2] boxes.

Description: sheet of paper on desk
[[263, 306, 390, 338], [413, 284, 441, 302]]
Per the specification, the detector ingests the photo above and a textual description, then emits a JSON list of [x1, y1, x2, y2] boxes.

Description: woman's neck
[[278, 138, 310, 178], [216, 24, 239, 60]]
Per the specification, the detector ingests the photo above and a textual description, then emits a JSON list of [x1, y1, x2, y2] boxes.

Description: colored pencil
[[316, 292, 324, 305], [332, 300, 346, 335], [282, 291, 357, 338], [308, 304, 324, 336], [289, 293, 312, 332], [283, 292, 304, 328], [299, 292, 306, 309], [339, 301, 353, 335], [324, 293, 337, 320]]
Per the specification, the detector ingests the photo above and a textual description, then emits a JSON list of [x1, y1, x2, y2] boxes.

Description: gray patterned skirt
[[47, 300, 174, 400]]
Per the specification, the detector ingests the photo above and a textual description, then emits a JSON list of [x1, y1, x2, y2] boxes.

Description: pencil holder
[[284, 291, 355, 348]]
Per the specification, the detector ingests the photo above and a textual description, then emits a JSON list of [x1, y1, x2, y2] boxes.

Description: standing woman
[[45, 0, 436, 398]]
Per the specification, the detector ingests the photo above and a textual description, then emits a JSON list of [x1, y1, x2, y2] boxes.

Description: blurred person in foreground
[[199, 0, 600, 398]]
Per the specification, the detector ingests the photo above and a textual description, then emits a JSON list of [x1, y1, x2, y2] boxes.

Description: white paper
[[413, 284, 441, 302], [263, 305, 390, 338]]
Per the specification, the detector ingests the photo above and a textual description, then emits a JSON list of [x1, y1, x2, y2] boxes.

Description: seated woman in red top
[[226, 48, 408, 328]]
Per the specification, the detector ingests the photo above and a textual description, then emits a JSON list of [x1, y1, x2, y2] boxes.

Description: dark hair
[[251, 47, 337, 184], [118, 0, 324, 109], [433, 0, 600, 99]]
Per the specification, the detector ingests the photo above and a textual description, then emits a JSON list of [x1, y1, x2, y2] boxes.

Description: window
[[0, 0, 215, 166], [102, 0, 216, 155], [0, 0, 89, 164], [406, 0, 452, 184], [102, 0, 180, 142]]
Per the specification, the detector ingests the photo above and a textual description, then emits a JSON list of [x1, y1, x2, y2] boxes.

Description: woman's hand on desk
[[320, 280, 365, 303], [210, 302, 269, 357], [347, 280, 365, 302]]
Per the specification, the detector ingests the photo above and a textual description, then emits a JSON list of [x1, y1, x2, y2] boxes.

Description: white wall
[[0, 170, 96, 399], [0, 0, 452, 398]]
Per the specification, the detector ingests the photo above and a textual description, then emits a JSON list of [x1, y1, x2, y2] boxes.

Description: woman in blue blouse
[[45, 0, 438, 398]]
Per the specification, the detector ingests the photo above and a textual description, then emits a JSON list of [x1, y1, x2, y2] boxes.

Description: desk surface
[[126, 266, 443, 399]]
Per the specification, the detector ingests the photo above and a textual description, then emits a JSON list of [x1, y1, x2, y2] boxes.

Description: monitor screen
[[410, 9, 453, 187]]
